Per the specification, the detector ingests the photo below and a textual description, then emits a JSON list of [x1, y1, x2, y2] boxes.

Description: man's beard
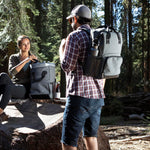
[[71, 22, 77, 30]]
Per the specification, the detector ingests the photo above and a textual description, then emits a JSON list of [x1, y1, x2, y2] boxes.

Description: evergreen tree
[[0, 0, 39, 72]]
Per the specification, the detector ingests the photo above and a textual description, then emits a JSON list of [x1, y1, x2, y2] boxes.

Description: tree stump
[[0, 100, 110, 150]]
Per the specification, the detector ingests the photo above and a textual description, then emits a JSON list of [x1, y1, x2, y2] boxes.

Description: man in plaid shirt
[[59, 5, 105, 150]]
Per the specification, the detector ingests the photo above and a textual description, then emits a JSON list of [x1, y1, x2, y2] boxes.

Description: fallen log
[[110, 135, 150, 143], [0, 100, 110, 150]]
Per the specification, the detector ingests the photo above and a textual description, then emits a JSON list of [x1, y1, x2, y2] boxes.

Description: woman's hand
[[29, 55, 38, 62], [14, 54, 37, 73]]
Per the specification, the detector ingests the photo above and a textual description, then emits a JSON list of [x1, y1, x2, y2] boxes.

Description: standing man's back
[[59, 4, 105, 150]]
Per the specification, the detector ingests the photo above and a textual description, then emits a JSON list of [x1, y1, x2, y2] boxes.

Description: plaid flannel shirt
[[61, 24, 105, 99]]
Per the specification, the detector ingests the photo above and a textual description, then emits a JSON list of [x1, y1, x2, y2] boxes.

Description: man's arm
[[59, 39, 66, 62], [102, 79, 106, 88], [59, 34, 79, 73]]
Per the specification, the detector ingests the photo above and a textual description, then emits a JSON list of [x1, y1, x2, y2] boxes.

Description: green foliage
[[42, 1, 62, 81], [0, 0, 39, 52], [0, 0, 149, 95]]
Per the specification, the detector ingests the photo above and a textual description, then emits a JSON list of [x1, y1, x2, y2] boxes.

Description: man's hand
[[102, 79, 106, 88], [59, 39, 66, 62]]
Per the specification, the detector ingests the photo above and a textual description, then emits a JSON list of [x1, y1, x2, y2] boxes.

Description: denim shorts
[[61, 95, 104, 147]]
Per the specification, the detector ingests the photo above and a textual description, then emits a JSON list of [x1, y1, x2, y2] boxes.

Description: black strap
[[75, 28, 92, 69], [81, 28, 92, 51]]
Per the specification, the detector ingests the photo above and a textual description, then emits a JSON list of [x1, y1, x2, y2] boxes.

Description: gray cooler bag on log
[[30, 62, 55, 99]]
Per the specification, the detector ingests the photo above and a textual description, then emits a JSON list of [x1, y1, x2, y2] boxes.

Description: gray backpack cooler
[[29, 62, 55, 99], [82, 26, 123, 79]]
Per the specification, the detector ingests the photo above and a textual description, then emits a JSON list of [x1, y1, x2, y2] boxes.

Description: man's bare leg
[[62, 143, 77, 150], [83, 137, 98, 150]]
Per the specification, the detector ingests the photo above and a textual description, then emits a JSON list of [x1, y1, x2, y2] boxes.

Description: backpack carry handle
[[97, 25, 116, 32], [97, 25, 121, 44]]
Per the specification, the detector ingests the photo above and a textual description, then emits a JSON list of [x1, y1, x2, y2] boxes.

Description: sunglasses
[[68, 18, 74, 24]]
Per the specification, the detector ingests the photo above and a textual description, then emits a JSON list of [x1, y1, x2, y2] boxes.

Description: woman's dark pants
[[0, 73, 26, 110]]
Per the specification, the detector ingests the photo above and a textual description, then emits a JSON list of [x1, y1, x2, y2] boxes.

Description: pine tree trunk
[[105, 0, 110, 26], [60, 0, 68, 97], [127, 0, 133, 92], [143, 0, 150, 92]]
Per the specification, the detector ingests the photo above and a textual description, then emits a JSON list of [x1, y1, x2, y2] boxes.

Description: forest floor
[[101, 117, 150, 150]]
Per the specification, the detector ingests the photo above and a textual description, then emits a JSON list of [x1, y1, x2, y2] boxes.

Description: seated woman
[[0, 35, 38, 122]]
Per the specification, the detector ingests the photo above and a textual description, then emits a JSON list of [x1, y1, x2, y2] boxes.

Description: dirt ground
[[101, 120, 150, 150]]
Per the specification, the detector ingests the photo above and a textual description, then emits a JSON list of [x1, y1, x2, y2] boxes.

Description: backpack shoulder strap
[[81, 28, 90, 35], [81, 28, 92, 51], [77, 28, 92, 67]]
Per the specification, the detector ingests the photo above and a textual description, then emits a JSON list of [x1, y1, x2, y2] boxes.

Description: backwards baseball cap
[[66, 5, 91, 20]]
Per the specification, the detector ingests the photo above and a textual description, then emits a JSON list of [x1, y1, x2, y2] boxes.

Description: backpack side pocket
[[103, 56, 123, 79]]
